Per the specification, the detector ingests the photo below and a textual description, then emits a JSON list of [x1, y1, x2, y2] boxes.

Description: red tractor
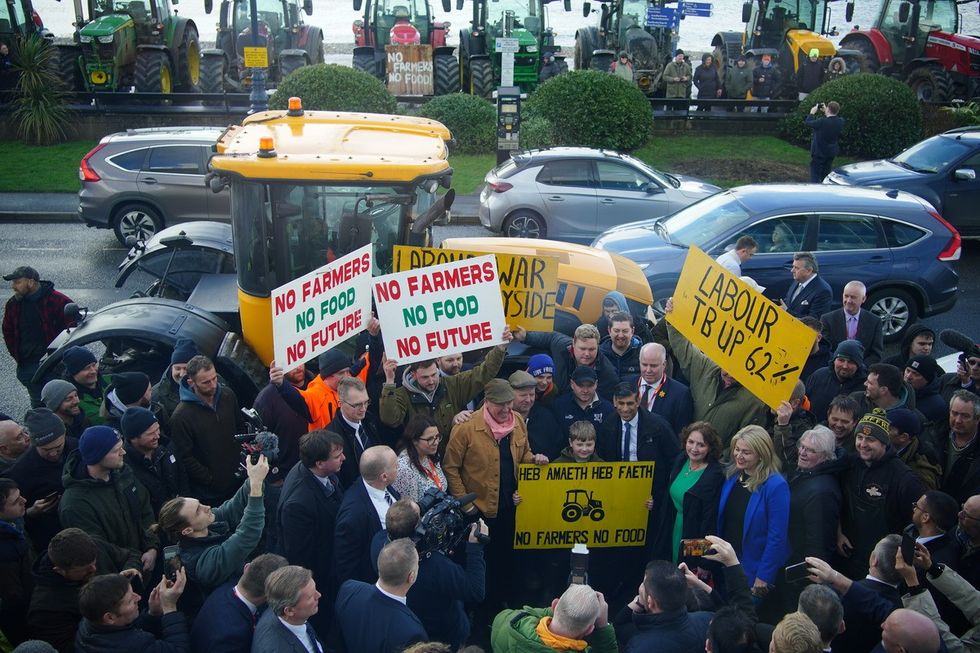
[[840, 0, 980, 101]]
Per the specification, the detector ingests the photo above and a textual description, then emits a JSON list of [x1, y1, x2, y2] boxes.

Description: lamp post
[[248, 0, 267, 113]]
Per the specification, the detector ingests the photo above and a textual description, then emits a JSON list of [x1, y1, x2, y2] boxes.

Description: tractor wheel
[[841, 54, 867, 75], [134, 50, 174, 94], [311, 36, 325, 64], [574, 31, 593, 70], [561, 504, 582, 523], [176, 25, 201, 90], [433, 53, 460, 94], [590, 509, 605, 522], [353, 51, 378, 79], [469, 57, 494, 99], [839, 35, 879, 73], [280, 52, 306, 81], [55, 45, 84, 92], [590, 51, 613, 72], [711, 31, 743, 73], [908, 64, 953, 103], [200, 53, 226, 105]]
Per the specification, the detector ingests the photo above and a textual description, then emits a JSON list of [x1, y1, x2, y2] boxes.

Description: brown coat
[[443, 409, 532, 518]]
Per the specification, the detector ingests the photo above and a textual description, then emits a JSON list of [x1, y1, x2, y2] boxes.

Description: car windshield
[[620, 154, 679, 188], [660, 192, 751, 246], [891, 134, 973, 173]]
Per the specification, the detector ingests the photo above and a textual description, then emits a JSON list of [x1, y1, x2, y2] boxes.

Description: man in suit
[[278, 430, 346, 637], [335, 538, 427, 653], [333, 445, 400, 586], [781, 252, 832, 319], [327, 377, 379, 489], [191, 553, 288, 653], [909, 490, 968, 635], [637, 343, 693, 435], [251, 565, 323, 653], [821, 281, 884, 365], [597, 383, 679, 584], [805, 100, 844, 182]]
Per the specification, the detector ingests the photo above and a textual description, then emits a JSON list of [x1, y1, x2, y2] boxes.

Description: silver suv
[[78, 127, 230, 244]]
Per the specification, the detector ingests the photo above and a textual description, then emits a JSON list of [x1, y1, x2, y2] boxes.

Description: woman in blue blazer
[[717, 425, 790, 602]]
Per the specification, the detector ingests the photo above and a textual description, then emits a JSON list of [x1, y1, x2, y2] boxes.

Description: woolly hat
[[62, 346, 97, 377], [11, 640, 58, 653], [484, 378, 515, 404], [905, 355, 942, 384], [170, 337, 198, 366], [808, 48, 820, 58], [887, 408, 921, 437], [508, 370, 537, 389], [833, 340, 865, 367], [79, 426, 120, 465], [24, 408, 65, 446], [527, 354, 555, 378], [856, 408, 890, 445], [318, 349, 354, 378], [112, 372, 150, 406], [675, 48, 684, 57], [120, 407, 157, 440], [41, 379, 76, 412]]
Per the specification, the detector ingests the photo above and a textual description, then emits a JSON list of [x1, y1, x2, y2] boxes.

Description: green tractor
[[199, 0, 324, 95], [459, 0, 570, 99], [55, 0, 200, 93]]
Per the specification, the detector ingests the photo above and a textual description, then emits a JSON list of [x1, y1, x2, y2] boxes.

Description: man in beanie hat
[[550, 366, 615, 440], [903, 355, 947, 426], [170, 355, 246, 504], [59, 426, 159, 572], [887, 408, 942, 490], [61, 346, 110, 427], [751, 53, 782, 111], [121, 407, 187, 515], [797, 46, 825, 99], [5, 409, 76, 553], [443, 377, 548, 606], [272, 346, 371, 434], [805, 339, 868, 423], [41, 379, 88, 438], [839, 408, 928, 578], [2, 266, 75, 408], [527, 353, 558, 406], [98, 371, 152, 430], [662, 48, 691, 98], [725, 54, 752, 107], [151, 336, 199, 421]]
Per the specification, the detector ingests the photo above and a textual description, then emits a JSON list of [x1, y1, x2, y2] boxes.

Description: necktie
[[622, 422, 632, 461], [384, 489, 394, 506], [847, 315, 857, 340], [641, 384, 652, 409], [790, 283, 803, 302], [353, 426, 364, 455], [306, 624, 322, 653]]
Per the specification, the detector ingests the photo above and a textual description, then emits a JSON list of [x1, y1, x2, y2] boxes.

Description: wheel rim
[[187, 39, 201, 85], [161, 64, 172, 94], [119, 211, 158, 240], [871, 296, 910, 337], [506, 215, 541, 238]]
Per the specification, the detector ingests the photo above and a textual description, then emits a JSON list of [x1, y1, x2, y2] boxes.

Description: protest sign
[[514, 462, 655, 549], [271, 244, 373, 372], [393, 245, 558, 331], [372, 254, 505, 365], [666, 246, 815, 409]]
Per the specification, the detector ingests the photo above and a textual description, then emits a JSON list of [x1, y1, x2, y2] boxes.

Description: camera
[[233, 408, 280, 479], [414, 487, 481, 557]]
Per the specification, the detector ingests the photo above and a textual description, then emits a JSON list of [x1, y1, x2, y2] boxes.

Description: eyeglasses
[[342, 399, 370, 410], [418, 435, 442, 443], [961, 506, 980, 522], [912, 502, 925, 512]]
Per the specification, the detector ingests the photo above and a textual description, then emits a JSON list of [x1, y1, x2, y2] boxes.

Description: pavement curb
[[0, 212, 78, 223]]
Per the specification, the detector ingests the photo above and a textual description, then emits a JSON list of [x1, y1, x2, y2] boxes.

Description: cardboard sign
[[271, 244, 373, 372], [385, 45, 433, 95], [666, 246, 815, 409], [514, 462, 655, 549], [393, 245, 558, 331], [372, 254, 505, 365]]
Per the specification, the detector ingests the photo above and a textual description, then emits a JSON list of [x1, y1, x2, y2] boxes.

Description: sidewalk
[[0, 191, 482, 223]]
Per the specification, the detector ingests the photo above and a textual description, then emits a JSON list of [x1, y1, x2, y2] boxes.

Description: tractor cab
[[0, 0, 48, 49], [389, 4, 421, 44], [207, 99, 455, 364]]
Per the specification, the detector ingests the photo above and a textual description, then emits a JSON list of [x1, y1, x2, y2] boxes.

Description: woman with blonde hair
[[717, 425, 790, 603]]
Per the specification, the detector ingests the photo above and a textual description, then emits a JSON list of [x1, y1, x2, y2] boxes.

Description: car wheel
[[503, 211, 546, 239], [113, 204, 163, 245], [868, 288, 917, 343]]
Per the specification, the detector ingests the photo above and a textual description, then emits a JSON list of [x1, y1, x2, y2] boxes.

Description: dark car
[[592, 184, 961, 340], [825, 126, 980, 238]]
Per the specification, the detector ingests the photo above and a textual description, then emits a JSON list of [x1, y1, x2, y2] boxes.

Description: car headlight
[[97, 34, 114, 43], [525, 45, 537, 52], [79, 34, 93, 43]]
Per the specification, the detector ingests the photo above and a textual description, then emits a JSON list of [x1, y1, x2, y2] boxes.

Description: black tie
[[306, 623, 321, 653], [384, 490, 394, 506], [622, 422, 632, 461], [641, 384, 652, 408]]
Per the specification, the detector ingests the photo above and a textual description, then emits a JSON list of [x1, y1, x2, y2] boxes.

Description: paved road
[[0, 220, 976, 421]]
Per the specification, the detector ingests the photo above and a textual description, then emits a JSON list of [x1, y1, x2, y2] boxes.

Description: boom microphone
[[456, 492, 478, 507], [939, 329, 980, 358]]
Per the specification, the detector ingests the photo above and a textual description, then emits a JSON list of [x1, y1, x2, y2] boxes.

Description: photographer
[[371, 497, 487, 650], [805, 100, 844, 183]]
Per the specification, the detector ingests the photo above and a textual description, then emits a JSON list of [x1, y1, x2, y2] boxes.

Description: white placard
[[501, 52, 515, 87], [495, 37, 520, 53]]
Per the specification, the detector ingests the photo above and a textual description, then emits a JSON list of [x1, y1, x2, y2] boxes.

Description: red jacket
[[2, 281, 75, 364]]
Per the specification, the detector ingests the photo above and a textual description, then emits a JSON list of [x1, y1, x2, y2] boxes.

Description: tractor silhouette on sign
[[561, 489, 605, 523]]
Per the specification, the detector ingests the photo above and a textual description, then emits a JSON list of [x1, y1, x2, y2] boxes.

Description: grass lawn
[[0, 134, 828, 195]]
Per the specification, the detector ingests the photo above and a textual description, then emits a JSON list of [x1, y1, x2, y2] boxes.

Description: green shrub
[[269, 64, 396, 113], [419, 93, 496, 154], [10, 36, 73, 145], [781, 74, 921, 159], [525, 70, 652, 151], [518, 115, 554, 150]]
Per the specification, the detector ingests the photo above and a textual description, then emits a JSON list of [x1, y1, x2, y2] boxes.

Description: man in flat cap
[[2, 266, 75, 407]]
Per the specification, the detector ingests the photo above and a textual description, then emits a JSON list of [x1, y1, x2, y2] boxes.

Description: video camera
[[414, 487, 485, 557], [233, 408, 280, 478]]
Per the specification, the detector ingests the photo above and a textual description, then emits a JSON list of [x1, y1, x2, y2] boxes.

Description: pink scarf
[[483, 403, 515, 442]]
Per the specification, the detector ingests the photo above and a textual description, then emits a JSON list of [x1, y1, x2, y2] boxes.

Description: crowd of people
[[1, 261, 979, 653]]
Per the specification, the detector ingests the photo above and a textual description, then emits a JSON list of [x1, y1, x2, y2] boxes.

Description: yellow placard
[[393, 245, 558, 331], [242, 47, 269, 69], [666, 246, 815, 410], [514, 462, 654, 549]]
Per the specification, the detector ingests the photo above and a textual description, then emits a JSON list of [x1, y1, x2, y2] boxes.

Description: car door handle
[[142, 177, 157, 184], [547, 196, 564, 201], [599, 198, 615, 204]]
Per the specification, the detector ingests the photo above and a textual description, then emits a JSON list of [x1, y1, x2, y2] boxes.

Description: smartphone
[[43, 491, 60, 502], [680, 538, 712, 557], [785, 561, 810, 583], [901, 533, 916, 566], [129, 573, 144, 595], [163, 545, 182, 582]]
